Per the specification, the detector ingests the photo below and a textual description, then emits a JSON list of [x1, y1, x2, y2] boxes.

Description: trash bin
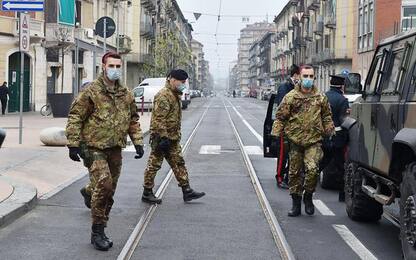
[[47, 93, 74, 118]]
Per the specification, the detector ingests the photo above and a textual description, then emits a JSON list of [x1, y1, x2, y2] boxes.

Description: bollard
[[0, 128, 6, 148], [141, 96, 144, 116]]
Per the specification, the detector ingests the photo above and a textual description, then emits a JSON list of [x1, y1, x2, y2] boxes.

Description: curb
[[0, 176, 37, 227]]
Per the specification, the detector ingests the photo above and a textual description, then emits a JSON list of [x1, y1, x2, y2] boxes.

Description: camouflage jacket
[[66, 75, 143, 149], [271, 85, 335, 147], [150, 82, 182, 141]]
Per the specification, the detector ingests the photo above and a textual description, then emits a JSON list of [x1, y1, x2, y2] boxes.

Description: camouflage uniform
[[271, 85, 335, 196], [143, 82, 190, 189], [66, 75, 143, 225]]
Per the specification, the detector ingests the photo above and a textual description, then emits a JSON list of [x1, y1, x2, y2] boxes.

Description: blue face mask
[[106, 68, 121, 81], [177, 83, 187, 93], [302, 78, 314, 89]]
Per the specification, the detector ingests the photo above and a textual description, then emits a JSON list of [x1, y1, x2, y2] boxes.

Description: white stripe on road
[[313, 199, 336, 216], [333, 225, 378, 260], [199, 145, 221, 154], [244, 146, 263, 155], [230, 102, 263, 144]]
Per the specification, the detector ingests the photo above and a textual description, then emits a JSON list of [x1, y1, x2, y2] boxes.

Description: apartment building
[[237, 22, 275, 92], [352, 0, 401, 80]]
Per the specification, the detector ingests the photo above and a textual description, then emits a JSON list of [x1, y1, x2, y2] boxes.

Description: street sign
[[19, 13, 30, 52], [95, 16, 116, 38], [2, 0, 44, 12]]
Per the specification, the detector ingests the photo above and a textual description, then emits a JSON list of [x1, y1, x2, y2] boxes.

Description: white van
[[133, 77, 191, 110]]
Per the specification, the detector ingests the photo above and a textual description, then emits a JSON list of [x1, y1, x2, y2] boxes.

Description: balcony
[[118, 35, 132, 54], [308, 0, 320, 11], [141, 0, 157, 15], [74, 28, 96, 44], [317, 48, 335, 62], [44, 23, 75, 48], [325, 15, 336, 29], [138, 53, 154, 65], [140, 21, 155, 39], [14, 17, 45, 39]]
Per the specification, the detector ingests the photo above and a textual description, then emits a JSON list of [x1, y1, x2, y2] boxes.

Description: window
[[367, 51, 389, 94], [402, 6, 416, 31], [358, 1, 375, 51], [382, 50, 404, 93]]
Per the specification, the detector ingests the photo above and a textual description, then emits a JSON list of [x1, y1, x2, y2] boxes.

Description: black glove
[[157, 137, 171, 153], [134, 145, 144, 159], [68, 147, 81, 162]]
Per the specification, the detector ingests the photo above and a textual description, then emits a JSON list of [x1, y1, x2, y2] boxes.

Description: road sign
[[95, 16, 116, 38], [19, 13, 30, 52], [2, 1, 44, 11]]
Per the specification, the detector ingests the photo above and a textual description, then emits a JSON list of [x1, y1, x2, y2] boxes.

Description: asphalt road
[[0, 96, 404, 260]]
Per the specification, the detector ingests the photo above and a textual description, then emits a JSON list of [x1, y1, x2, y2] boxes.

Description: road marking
[[313, 199, 336, 216], [333, 224, 378, 260], [244, 145, 263, 155], [229, 102, 263, 144], [199, 145, 221, 154]]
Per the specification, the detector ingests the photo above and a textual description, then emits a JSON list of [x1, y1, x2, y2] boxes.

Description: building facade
[[352, 0, 401, 80], [237, 22, 275, 92]]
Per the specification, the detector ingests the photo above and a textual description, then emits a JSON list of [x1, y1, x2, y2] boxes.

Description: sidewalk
[[0, 111, 151, 226]]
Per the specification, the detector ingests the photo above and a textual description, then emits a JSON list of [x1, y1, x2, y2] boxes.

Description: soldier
[[271, 65, 335, 217], [141, 69, 205, 204], [275, 64, 300, 189], [66, 52, 144, 251]]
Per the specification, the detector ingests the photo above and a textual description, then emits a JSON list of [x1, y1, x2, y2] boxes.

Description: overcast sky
[[176, 0, 286, 80]]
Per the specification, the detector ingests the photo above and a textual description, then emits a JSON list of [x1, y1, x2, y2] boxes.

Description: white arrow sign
[[2, 2, 44, 11]]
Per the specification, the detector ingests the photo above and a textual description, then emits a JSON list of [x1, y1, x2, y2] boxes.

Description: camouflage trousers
[[143, 140, 189, 189], [288, 142, 323, 196], [88, 147, 122, 225]]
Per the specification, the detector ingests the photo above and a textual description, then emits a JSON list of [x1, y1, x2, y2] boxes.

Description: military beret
[[168, 69, 188, 80], [329, 74, 346, 86]]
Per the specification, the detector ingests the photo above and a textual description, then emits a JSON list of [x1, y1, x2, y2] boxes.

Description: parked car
[[249, 88, 257, 98], [133, 77, 190, 110]]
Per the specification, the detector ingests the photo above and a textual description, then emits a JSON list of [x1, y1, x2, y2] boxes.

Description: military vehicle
[[342, 29, 416, 259]]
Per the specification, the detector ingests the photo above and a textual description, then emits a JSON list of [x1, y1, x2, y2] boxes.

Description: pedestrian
[[322, 73, 350, 201], [271, 65, 335, 217], [141, 69, 205, 204], [66, 52, 145, 251], [0, 81, 9, 115], [233, 89, 236, 98], [275, 64, 300, 189]]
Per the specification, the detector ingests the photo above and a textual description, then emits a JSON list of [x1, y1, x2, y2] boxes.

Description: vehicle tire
[[344, 162, 383, 221], [399, 162, 416, 260], [40, 104, 52, 116]]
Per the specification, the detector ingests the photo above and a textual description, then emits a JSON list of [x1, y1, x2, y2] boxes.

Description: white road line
[[244, 146, 263, 155], [333, 225, 378, 260], [229, 102, 263, 144], [199, 145, 221, 154], [313, 199, 336, 216]]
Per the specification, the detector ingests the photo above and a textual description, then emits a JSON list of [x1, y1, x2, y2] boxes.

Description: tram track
[[117, 101, 211, 260], [223, 98, 296, 260]]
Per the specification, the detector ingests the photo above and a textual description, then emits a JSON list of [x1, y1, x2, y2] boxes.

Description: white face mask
[[106, 68, 121, 81]]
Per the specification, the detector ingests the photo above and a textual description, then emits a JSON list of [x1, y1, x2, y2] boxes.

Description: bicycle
[[40, 103, 52, 116]]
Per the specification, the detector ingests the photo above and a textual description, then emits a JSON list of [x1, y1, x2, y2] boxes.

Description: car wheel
[[400, 162, 416, 260], [345, 162, 383, 222]]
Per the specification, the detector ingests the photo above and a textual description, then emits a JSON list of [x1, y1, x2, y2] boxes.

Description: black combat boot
[[288, 194, 302, 217], [91, 224, 111, 251], [142, 188, 162, 204], [182, 185, 205, 202], [80, 187, 91, 209], [303, 192, 315, 215]]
